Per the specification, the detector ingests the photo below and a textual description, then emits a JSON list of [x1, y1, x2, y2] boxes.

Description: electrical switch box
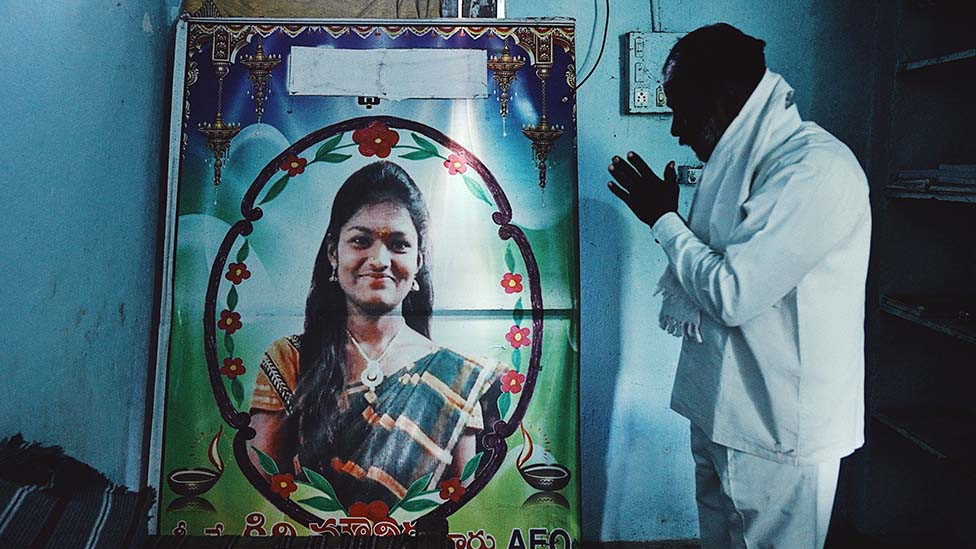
[[677, 164, 704, 186], [626, 31, 681, 114]]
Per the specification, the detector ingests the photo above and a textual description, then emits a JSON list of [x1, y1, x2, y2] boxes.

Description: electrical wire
[[575, 0, 610, 90]]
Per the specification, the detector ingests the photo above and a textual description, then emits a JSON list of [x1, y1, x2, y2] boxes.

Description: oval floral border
[[201, 116, 545, 529]]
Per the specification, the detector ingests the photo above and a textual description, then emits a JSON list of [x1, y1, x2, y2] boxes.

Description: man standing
[[607, 24, 871, 549]]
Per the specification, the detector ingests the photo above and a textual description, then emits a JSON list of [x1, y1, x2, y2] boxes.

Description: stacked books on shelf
[[881, 295, 976, 345], [881, 295, 975, 321], [888, 164, 976, 196]]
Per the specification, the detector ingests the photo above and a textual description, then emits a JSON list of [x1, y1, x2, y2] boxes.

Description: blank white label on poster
[[288, 47, 488, 100]]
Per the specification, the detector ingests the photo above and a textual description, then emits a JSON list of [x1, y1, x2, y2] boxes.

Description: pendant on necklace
[[361, 359, 384, 391]]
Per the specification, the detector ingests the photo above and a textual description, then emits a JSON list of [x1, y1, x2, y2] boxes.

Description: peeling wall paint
[[142, 12, 156, 34]]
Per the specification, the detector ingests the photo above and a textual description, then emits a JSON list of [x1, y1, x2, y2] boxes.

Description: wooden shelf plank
[[887, 189, 976, 203], [899, 48, 976, 72], [880, 296, 976, 345], [873, 408, 976, 461]]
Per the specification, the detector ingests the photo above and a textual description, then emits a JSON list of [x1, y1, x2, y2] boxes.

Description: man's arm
[[652, 158, 868, 327]]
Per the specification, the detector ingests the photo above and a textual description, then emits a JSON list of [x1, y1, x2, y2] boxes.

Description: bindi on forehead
[[342, 202, 417, 238], [344, 225, 411, 237], [355, 228, 400, 238]]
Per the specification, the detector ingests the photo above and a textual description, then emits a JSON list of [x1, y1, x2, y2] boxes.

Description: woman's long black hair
[[291, 160, 433, 473]]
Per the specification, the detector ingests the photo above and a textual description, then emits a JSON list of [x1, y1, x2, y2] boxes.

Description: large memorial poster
[[152, 14, 579, 547]]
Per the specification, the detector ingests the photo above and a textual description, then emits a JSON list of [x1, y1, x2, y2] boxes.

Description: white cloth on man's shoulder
[[656, 268, 702, 343], [656, 70, 799, 343], [651, 69, 872, 465]]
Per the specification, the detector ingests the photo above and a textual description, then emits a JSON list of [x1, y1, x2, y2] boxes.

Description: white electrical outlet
[[626, 31, 681, 114], [677, 164, 704, 185], [634, 88, 649, 108]]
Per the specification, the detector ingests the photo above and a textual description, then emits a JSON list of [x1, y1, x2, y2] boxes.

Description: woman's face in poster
[[329, 200, 422, 315]]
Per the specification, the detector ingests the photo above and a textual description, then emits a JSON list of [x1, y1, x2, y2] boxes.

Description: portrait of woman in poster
[[248, 160, 500, 509]]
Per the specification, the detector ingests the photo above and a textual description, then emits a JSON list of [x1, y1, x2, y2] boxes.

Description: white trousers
[[690, 425, 840, 549]]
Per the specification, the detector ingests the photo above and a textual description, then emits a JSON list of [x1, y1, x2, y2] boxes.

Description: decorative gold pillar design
[[196, 26, 250, 186], [240, 39, 282, 122], [514, 29, 564, 192], [487, 40, 525, 121]]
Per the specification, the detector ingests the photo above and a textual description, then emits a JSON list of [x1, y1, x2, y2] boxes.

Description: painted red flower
[[225, 262, 251, 284], [443, 153, 468, 175], [500, 272, 523, 294], [270, 473, 297, 499], [220, 357, 245, 379], [349, 500, 390, 522], [505, 325, 531, 349], [280, 155, 308, 176], [352, 121, 400, 158], [500, 369, 526, 394], [218, 310, 242, 335], [438, 477, 465, 502]]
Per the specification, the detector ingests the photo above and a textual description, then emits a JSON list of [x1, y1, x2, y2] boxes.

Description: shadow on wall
[[578, 197, 628, 539]]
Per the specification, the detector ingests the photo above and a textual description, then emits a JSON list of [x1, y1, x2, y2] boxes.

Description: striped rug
[[0, 478, 151, 548]]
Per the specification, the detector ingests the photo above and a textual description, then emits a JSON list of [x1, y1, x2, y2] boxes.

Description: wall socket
[[634, 88, 650, 108], [626, 31, 681, 114], [677, 164, 704, 185]]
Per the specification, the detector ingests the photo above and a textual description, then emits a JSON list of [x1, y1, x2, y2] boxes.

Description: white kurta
[[651, 70, 872, 466]]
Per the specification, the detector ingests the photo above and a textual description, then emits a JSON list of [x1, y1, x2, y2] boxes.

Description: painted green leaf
[[227, 286, 239, 311], [462, 175, 493, 207], [460, 452, 483, 482], [251, 446, 279, 475], [511, 348, 521, 371], [504, 246, 516, 272], [318, 153, 352, 163], [259, 175, 289, 205], [513, 298, 524, 326], [303, 467, 340, 503], [231, 377, 244, 408], [298, 496, 344, 512], [314, 134, 343, 160], [224, 332, 235, 355], [497, 392, 511, 420], [236, 240, 250, 263], [399, 498, 440, 512], [402, 472, 432, 502], [411, 132, 437, 153], [399, 150, 437, 161]]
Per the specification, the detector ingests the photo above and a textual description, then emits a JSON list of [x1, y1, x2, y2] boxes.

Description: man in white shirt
[[607, 24, 871, 549]]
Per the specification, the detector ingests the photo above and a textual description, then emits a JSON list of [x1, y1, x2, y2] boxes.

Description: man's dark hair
[[664, 23, 766, 110]]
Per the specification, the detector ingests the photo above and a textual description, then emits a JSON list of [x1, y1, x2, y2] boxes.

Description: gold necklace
[[346, 323, 405, 393]]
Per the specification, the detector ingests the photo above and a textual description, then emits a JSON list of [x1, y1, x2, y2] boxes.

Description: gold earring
[[411, 278, 420, 292]]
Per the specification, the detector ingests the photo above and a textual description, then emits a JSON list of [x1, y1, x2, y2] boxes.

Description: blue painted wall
[[0, 0, 880, 541], [507, 0, 881, 542], [0, 1, 181, 487]]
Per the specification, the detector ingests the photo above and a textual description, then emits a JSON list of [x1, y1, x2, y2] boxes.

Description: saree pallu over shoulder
[[252, 335, 300, 415], [250, 335, 501, 507]]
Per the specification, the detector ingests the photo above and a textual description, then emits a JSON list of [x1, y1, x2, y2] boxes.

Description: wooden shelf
[[898, 48, 976, 72], [873, 408, 976, 461], [880, 296, 976, 345], [887, 189, 976, 203]]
